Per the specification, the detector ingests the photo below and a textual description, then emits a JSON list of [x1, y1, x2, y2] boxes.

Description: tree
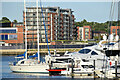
[[0, 17, 11, 23], [13, 20, 17, 23], [93, 36, 99, 40]]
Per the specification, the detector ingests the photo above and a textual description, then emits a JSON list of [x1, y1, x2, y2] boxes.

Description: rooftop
[[26, 7, 74, 12]]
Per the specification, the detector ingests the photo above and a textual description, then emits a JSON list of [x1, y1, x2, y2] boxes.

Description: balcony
[[26, 37, 37, 39], [27, 33, 37, 35]]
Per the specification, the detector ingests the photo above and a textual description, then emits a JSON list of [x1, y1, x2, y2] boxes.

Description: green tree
[[13, 20, 17, 23], [93, 36, 99, 40], [75, 19, 112, 32], [0, 17, 11, 23]]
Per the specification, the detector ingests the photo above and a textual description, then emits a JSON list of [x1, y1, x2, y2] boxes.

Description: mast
[[118, 1, 120, 49], [40, 0, 51, 56], [37, 0, 40, 62], [24, 0, 27, 59]]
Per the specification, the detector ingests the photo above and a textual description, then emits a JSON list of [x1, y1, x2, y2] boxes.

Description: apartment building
[[24, 7, 76, 45], [83, 26, 92, 40], [77, 27, 83, 40], [92, 31, 106, 40], [110, 26, 120, 37]]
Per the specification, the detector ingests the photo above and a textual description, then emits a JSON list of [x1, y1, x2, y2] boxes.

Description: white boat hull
[[9, 64, 49, 73]]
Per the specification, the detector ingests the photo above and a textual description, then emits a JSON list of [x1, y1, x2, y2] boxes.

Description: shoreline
[[1, 48, 81, 55]]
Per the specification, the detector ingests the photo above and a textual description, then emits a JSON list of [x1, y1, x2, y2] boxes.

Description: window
[[85, 28, 89, 31], [117, 29, 119, 35], [5, 35, 8, 40], [78, 49, 91, 54], [21, 61, 24, 64], [111, 65, 120, 68], [91, 51, 98, 55], [1, 35, 4, 40], [104, 43, 115, 46], [0, 29, 16, 33], [82, 65, 94, 68], [33, 22, 36, 25], [0, 35, 8, 40], [9, 35, 17, 40], [33, 13, 35, 16], [112, 29, 116, 33]]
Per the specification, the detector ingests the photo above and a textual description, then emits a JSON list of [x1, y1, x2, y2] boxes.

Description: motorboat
[[65, 46, 105, 60], [98, 63, 120, 78], [95, 34, 120, 51], [46, 55, 94, 75]]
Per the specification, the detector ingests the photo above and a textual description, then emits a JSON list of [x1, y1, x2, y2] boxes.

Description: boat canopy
[[29, 52, 38, 58], [15, 51, 26, 58]]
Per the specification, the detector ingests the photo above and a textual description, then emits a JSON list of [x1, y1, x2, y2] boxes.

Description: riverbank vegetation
[[75, 19, 120, 32]]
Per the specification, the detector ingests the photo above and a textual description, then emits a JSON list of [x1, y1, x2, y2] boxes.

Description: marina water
[[1, 55, 120, 80]]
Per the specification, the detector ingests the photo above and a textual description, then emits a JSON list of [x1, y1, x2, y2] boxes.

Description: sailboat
[[9, 0, 50, 73]]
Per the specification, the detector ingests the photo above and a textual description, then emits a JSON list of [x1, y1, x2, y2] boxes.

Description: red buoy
[[109, 61, 112, 66]]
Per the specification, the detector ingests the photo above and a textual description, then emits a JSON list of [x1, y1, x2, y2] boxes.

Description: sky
[[1, 1, 119, 23]]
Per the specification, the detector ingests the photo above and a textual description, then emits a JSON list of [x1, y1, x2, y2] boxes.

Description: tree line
[[0, 17, 17, 23], [75, 19, 120, 32], [1, 17, 120, 32]]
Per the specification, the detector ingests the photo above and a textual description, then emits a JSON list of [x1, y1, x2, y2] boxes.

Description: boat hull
[[9, 64, 49, 73]]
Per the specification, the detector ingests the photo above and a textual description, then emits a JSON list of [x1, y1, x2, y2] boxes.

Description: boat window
[[111, 65, 120, 68], [117, 65, 120, 68], [91, 51, 98, 55], [82, 65, 94, 68], [89, 65, 94, 68], [56, 59, 72, 63], [104, 43, 115, 46], [78, 49, 91, 54], [21, 61, 24, 64], [82, 59, 89, 62]]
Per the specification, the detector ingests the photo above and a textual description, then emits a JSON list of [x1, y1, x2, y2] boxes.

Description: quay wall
[[0, 48, 82, 55]]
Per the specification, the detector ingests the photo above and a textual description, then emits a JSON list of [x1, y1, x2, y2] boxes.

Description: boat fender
[[109, 61, 112, 66]]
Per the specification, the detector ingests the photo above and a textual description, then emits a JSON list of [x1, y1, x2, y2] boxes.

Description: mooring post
[[49, 61, 52, 76], [71, 59, 74, 78], [115, 61, 117, 79], [94, 60, 96, 79]]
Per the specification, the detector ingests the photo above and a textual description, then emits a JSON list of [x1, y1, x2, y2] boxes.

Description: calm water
[[1, 55, 72, 78], [0, 55, 108, 80]]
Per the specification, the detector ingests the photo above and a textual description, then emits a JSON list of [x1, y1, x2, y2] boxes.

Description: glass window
[[91, 51, 98, 55], [112, 29, 116, 33], [5, 35, 8, 40], [1, 35, 4, 40], [0, 29, 16, 33], [81, 65, 94, 68], [117, 29, 119, 35], [0, 35, 8, 40], [78, 49, 91, 54], [33, 13, 35, 16], [104, 43, 115, 46], [85, 28, 89, 31], [9, 35, 17, 40], [21, 61, 24, 64]]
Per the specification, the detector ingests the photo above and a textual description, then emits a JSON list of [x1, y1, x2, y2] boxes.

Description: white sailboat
[[9, 0, 49, 73]]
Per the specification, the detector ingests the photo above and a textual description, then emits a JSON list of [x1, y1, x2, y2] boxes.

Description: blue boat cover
[[29, 52, 38, 58], [16, 51, 26, 58]]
